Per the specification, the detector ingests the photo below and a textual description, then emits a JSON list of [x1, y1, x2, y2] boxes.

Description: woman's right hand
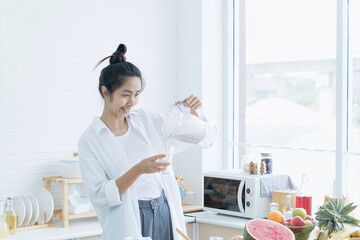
[[136, 154, 170, 174]]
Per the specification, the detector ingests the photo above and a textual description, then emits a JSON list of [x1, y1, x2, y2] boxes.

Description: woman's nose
[[128, 96, 136, 106]]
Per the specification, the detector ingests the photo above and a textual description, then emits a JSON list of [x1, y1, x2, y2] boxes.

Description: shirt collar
[[91, 111, 141, 136], [91, 117, 107, 136]]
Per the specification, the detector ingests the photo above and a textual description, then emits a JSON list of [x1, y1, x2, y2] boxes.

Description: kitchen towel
[[260, 174, 297, 197]]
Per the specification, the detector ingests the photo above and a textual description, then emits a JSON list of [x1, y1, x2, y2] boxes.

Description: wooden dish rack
[[43, 176, 96, 228], [17, 212, 54, 232]]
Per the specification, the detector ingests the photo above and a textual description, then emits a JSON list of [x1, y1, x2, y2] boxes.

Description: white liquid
[[156, 136, 175, 174], [173, 115, 205, 143]]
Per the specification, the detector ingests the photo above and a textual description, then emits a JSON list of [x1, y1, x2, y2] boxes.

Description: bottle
[[283, 195, 293, 220], [260, 153, 272, 174], [283, 194, 292, 213], [5, 197, 17, 234], [296, 174, 312, 216], [0, 200, 10, 238]]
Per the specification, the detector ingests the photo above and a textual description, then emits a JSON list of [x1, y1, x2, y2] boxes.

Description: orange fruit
[[267, 211, 285, 223]]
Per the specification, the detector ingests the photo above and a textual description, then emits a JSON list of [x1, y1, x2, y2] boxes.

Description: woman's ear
[[101, 86, 110, 101]]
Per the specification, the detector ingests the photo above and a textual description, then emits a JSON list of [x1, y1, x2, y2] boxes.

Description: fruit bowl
[[286, 222, 318, 240]]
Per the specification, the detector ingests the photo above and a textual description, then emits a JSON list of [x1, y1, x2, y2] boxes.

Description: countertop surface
[[7, 217, 102, 240], [185, 211, 249, 229], [7, 215, 196, 239], [5, 211, 244, 239]]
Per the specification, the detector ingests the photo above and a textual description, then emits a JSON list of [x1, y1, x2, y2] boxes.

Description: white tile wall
[[0, 0, 179, 209]]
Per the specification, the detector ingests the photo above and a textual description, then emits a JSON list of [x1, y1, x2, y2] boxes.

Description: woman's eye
[[123, 94, 130, 97]]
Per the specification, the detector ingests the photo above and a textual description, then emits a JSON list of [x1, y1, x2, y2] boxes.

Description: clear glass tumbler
[[154, 144, 174, 174]]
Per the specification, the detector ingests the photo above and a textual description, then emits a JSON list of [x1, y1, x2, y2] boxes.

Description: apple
[[289, 216, 305, 232], [292, 208, 307, 220], [282, 221, 290, 226], [290, 216, 305, 226], [305, 215, 314, 223], [304, 220, 313, 226]]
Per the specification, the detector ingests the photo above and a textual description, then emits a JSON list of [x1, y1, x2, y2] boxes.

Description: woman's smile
[[121, 107, 131, 113]]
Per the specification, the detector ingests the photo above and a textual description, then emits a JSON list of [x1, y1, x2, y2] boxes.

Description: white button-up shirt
[[78, 109, 187, 240]]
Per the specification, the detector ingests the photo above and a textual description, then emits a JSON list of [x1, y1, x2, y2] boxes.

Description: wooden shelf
[[43, 176, 83, 184], [53, 210, 97, 220], [182, 204, 203, 213], [44, 176, 96, 228]]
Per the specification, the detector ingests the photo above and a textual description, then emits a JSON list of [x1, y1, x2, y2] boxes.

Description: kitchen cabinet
[[185, 211, 248, 240]]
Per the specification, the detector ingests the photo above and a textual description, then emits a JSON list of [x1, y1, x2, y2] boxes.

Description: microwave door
[[237, 180, 245, 213]]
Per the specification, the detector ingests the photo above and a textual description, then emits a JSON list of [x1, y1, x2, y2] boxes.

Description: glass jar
[[269, 202, 279, 213], [260, 153, 272, 174]]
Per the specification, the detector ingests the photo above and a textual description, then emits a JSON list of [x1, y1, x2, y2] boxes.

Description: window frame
[[229, 0, 350, 198]]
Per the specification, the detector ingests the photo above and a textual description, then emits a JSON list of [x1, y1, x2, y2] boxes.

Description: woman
[[79, 43, 203, 240]]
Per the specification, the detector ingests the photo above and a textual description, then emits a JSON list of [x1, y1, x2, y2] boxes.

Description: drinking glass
[[154, 144, 174, 174]]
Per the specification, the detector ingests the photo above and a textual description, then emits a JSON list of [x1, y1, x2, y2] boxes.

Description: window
[[245, 0, 337, 151], [347, 0, 360, 216], [232, 0, 359, 213], [348, 1, 360, 153]]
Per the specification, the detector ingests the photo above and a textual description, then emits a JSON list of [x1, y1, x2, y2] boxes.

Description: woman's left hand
[[175, 94, 202, 118]]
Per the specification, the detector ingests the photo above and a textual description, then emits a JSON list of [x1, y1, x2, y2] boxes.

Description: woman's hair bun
[[110, 43, 127, 64], [116, 44, 127, 55]]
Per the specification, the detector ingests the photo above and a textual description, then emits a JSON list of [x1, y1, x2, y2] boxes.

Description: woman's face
[[104, 77, 142, 118]]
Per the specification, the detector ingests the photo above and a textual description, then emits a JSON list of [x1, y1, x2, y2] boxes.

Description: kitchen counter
[[7, 217, 102, 240], [185, 211, 249, 229], [7, 215, 196, 240]]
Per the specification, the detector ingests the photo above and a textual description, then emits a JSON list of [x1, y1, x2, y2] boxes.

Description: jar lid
[[260, 153, 272, 157]]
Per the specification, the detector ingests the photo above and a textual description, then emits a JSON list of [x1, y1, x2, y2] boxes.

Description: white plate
[[19, 195, 32, 226], [33, 188, 54, 224], [13, 196, 26, 226], [28, 194, 39, 224]]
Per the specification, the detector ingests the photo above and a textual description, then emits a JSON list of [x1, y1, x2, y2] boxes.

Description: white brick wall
[[0, 0, 179, 210]]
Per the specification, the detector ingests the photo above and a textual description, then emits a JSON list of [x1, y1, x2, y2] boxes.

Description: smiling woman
[[78, 43, 203, 240]]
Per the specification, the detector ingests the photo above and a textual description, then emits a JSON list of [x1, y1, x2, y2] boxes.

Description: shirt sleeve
[[78, 138, 122, 208]]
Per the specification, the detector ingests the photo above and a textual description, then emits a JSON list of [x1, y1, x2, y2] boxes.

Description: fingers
[[151, 154, 166, 161], [192, 101, 202, 110], [183, 95, 201, 110], [150, 161, 170, 173], [155, 162, 170, 168], [142, 155, 170, 173]]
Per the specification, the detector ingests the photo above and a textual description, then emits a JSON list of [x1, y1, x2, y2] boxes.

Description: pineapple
[[315, 198, 360, 236]]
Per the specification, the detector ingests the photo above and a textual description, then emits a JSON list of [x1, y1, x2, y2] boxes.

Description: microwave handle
[[237, 180, 245, 213]]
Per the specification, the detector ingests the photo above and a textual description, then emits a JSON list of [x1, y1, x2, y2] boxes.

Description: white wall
[[0, 0, 228, 209], [0, 0, 180, 209], [175, 0, 228, 205]]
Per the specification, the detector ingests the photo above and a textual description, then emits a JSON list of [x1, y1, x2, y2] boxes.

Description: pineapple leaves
[[315, 198, 360, 234], [327, 199, 337, 211], [339, 202, 357, 215]]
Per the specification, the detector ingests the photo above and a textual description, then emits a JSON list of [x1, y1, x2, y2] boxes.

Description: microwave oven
[[203, 170, 272, 219]]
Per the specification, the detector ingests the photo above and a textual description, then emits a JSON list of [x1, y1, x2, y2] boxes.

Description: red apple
[[305, 215, 314, 223], [282, 221, 290, 226], [290, 216, 305, 232]]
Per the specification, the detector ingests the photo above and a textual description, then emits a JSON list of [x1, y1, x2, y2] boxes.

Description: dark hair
[[95, 43, 144, 100]]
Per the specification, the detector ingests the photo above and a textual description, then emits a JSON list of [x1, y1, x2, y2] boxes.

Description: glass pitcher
[[161, 104, 217, 148]]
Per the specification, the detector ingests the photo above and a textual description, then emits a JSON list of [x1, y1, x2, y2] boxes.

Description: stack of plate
[[13, 188, 54, 226]]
